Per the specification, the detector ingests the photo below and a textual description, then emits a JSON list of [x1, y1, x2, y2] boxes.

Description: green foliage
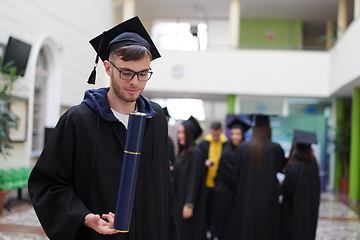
[[333, 120, 351, 178], [0, 56, 20, 158]]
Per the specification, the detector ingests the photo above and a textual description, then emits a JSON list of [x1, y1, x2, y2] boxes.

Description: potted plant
[[0, 56, 20, 214], [333, 119, 350, 192], [0, 56, 20, 158]]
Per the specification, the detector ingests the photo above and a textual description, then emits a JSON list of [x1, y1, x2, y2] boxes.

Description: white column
[[234, 95, 241, 114], [282, 98, 289, 117], [337, 0, 348, 39], [229, 0, 240, 49], [122, 0, 135, 21], [355, 0, 360, 19]]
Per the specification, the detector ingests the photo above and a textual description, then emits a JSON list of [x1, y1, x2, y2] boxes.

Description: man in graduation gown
[[199, 121, 227, 240], [28, 16, 177, 240]]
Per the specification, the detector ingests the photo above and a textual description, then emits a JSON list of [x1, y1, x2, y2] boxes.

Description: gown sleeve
[[184, 148, 204, 207], [28, 112, 91, 240], [217, 147, 236, 190]]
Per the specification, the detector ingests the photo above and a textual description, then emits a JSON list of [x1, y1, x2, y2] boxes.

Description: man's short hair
[[110, 45, 152, 62], [210, 121, 222, 131]]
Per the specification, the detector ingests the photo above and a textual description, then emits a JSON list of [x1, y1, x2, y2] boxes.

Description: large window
[[152, 21, 208, 51], [151, 98, 206, 122]]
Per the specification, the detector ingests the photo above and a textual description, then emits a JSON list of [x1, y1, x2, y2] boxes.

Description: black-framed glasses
[[109, 61, 153, 81]]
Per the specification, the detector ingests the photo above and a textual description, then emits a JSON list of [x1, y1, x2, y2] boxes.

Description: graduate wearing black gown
[[279, 130, 320, 240], [28, 17, 177, 240], [172, 116, 207, 240], [227, 115, 287, 240], [215, 118, 251, 240]]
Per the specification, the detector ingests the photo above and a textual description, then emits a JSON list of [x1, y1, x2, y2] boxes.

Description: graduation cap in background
[[182, 116, 203, 140], [227, 118, 251, 133], [293, 129, 318, 145], [162, 107, 170, 117], [250, 114, 276, 127], [88, 16, 161, 84]]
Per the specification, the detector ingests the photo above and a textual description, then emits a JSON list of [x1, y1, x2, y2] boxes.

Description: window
[[152, 22, 208, 51]]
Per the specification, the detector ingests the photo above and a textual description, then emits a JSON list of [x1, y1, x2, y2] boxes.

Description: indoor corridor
[[0, 191, 359, 239]]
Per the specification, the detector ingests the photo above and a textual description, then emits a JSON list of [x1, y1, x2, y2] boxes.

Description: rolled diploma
[[113, 112, 146, 232]]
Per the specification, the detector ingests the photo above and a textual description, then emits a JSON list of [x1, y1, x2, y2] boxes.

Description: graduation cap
[[293, 129, 317, 145], [88, 16, 161, 84], [182, 116, 203, 140], [250, 114, 274, 127], [227, 118, 251, 133], [163, 107, 170, 117]]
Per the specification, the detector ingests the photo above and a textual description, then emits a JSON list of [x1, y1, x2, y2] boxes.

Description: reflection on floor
[[0, 192, 359, 239]]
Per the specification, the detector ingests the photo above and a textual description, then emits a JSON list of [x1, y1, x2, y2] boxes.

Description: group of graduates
[[166, 109, 321, 240]]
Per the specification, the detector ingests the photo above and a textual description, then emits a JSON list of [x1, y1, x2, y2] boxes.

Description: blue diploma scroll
[[114, 112, 146, 232]]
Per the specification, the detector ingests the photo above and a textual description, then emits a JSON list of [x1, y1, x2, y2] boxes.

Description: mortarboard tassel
[[87, 31, 106, 84], [87, 56, 98, 85]]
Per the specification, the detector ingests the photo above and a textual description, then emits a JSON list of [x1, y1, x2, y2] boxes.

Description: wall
[[147, 49, 330, 98], [240, 19, 303, 49], [0, 0, 115, 166], [329, 17, 360, 95]]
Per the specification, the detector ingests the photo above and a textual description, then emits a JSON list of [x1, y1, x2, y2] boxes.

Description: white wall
[[329, 17, 360, 95], [0, 0, 115, 106], [148, 49, 331, 98], [0, 0, 115, 165]]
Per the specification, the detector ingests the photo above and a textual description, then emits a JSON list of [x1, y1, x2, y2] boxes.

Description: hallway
[[0, 191, 359, 239]]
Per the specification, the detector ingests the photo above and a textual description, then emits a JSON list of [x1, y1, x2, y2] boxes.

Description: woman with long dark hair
[[279, 130, 320, 240], [215, 118, 251, 240], [227, 115, 287, 240], [172, 116, 207, 240]]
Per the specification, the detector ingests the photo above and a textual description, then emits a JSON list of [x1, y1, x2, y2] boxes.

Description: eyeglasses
[[109, 61, 153, 81]]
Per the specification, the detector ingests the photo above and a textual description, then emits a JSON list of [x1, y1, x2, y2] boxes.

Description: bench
[[0, 166, 33, 211]]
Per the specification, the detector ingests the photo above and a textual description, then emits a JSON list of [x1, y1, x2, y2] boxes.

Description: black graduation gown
[[28, 90, 177, 240], [279, 161, 320, 240], [228, 140, 287, 240], [168, 136, 175, 165], [172, 146, 207, 240], [214, 143, 237, 240]]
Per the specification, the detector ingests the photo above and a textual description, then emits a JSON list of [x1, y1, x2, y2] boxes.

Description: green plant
[[333, 120, 351, 178], [0, 56, 20, 158]]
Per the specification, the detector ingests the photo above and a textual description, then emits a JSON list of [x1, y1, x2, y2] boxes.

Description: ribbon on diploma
[[113, 112, 146, 232]]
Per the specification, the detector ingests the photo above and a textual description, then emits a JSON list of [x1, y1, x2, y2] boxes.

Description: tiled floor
[[317, 192, 360, 239], [0, 191, 359, 239]]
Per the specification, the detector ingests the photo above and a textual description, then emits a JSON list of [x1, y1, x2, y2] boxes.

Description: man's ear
[[104, 60, 112, 76]]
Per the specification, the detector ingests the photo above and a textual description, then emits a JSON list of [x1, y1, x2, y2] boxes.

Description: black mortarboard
[[163, 107, 170, 117], [227, 118, 251, 133], [293, 129, 317, 145], [182, 116, 203, 140], [88, 16, 161, 84], [251, 114, 270, 127]]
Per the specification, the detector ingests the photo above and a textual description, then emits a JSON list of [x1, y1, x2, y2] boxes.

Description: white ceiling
[[135, 0, 353, 24]]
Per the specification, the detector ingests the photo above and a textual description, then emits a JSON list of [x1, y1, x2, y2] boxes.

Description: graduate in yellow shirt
[[199, 122, 227, 240]]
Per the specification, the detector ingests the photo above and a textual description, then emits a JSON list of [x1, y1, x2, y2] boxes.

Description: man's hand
[[205, 159, 214, 167], [182, 205, 193, 219], [84, 212, 118, 235]]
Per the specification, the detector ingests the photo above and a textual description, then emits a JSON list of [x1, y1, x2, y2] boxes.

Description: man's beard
[[111, 74, 143, 103]]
